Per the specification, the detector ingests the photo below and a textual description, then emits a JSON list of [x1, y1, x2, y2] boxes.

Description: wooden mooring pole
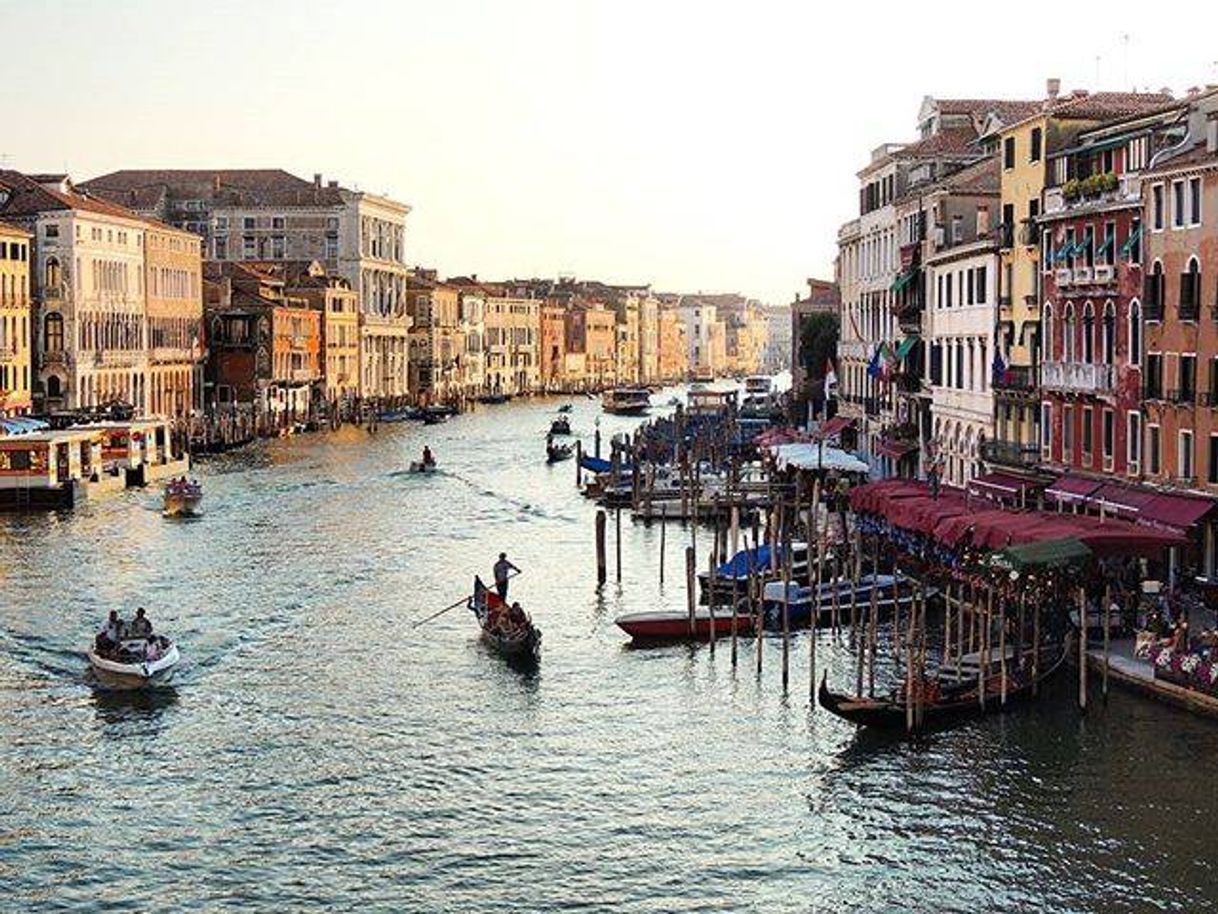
[[1078, 586, 1088, 713], [685, 546, 696, 636], [595, 509, 607, 586], [659, 504, 667, 585], [615, 507, 623, 583]]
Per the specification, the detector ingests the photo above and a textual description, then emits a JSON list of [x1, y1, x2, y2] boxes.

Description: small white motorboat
[[87, 635, 180, 689]]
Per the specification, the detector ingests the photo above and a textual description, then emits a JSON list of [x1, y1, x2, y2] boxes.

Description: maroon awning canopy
[[968, 472, 1040, 503], [1045, 475, 1103, 502], [1138, 492, 1216, 532], [1092, 483, 1157, 520], [875, 440, 917, 460], [813, 416, 855, 441]]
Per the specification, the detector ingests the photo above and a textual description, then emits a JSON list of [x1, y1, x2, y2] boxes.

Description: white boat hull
[[88, 643, 180, 689]]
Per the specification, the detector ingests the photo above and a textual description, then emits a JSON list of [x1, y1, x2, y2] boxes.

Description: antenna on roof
[[1122, 33, 1131, 90]]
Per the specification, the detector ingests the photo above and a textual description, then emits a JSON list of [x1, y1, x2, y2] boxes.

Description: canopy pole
[[1078, 586, 1088, 713]]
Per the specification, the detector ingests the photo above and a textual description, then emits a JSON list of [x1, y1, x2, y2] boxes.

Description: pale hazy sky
[[3, 0, 1215, 301]]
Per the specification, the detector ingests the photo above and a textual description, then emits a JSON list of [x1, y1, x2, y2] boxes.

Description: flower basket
[[1149, 645, 1218, 696]]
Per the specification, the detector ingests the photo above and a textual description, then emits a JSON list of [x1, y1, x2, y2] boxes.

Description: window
[[952, 215, 963, 243], [1172, 180, 1185, 228], [44, 224, 58, 239], [1149, 424, 1161, 475], [1146, 262, 1164, 315], [1145, 352, 1163, 399], [1043, 303, 1054, 361], [1030, 127, 1042, 163], [1103, 409, 1114, 467], [1004, 137, 1016, 169], [1128, 136, 1149, 171], [1041, 402, 1052, 456], [1103, 301, 1115, 364], [272, 216, 285, 230], [1189, 177, 1202, 226], [1063, 303, 1076, 361], [1152, 184, 1165, 231], [214, 238, 227, 259], [1180, 430, 1195, 479], [1063, 405, 1074, 456], [1182, 354, 1197, 402], [1181, 257, 1201, 317], [44, 313, 64, 352], [1083, 302, 1095, 362], [967, 269, 975, 305], [1210, 435, 1218, 485], [1128, 412, 1142, 475], [271, 236, 285, 259], [1128, 217, 1142, 264], [215, 216, 229, 231], [1100, 221, 1116, 265], [976, 265, 987, 304], [242, 236, 255, 258], [243, 217, 256, 230], [1082, 406, 1093, 456]]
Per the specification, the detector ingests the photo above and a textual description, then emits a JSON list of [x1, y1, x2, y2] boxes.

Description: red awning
[[1138, 493, 1216, 532], [875, 440, 917, 460], [968, 472, 1038, 503], [813, 416, 855, 441], [1045, 475, 1103, 502], [1092, 483, 1157, 519]]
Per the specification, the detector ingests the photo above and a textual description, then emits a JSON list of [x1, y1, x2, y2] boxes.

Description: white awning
[[769, 443, 869, 474]]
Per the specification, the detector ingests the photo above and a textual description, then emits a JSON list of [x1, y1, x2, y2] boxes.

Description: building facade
[[406, 270, 463, 402], [144, 222, 204, 415], [0, 221, 32, 416], [278, 260, 360, 408]]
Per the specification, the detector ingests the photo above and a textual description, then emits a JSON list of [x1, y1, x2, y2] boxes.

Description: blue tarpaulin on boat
[[580, 455, 633, 474], [717, 545, 779, 577]]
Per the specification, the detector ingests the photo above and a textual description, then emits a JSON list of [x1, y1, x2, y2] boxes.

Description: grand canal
[[2, 392, 1217, 912]]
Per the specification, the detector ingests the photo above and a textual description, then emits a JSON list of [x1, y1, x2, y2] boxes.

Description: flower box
[[1149, 645, 1218, 696]]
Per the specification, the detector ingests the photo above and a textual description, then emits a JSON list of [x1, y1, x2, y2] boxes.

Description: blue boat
[[761, 573, 929, 629], [697, 543, 810, 601]]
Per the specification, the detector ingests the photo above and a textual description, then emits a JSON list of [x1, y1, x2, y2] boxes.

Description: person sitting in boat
[[493, 553, 520, 600], [508, 602, 528, 629], [145, 635, 163, 662], [129, 607, 152, 639], [95, 610, 123, 655], [422, 445, 435, 467]]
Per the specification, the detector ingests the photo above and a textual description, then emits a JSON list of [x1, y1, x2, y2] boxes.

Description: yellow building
[[987, 86, 1174, 471], [278, 260, 360, 408], [144, 222, 203, 416], [0, 220, 32, 416], [483, 285, 540, 395]]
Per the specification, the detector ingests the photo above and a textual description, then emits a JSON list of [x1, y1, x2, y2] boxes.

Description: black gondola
[[546, 443, 574, 463], [549, 416, 571, 436], [817, 642, 1069, 730]]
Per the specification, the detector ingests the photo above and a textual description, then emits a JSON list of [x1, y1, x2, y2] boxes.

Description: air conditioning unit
[[1093, 264, 1115, 283], [1074, 266, 1094, 283], [1055, 268, 1074, 287]]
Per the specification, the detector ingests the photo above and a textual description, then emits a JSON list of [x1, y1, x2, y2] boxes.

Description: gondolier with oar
[[494, 552, 520, 600]]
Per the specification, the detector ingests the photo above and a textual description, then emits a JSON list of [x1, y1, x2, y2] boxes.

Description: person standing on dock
[[493, 553, 520, 601]]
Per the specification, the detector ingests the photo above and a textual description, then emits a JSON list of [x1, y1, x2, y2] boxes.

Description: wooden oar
[[411, 596, 470, 629]]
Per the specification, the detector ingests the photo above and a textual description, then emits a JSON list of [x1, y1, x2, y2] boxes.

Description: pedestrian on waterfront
[[494, 552, 520, 601]]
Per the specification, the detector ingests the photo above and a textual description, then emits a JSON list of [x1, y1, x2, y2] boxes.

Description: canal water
[[2, 392, 1217, 912]]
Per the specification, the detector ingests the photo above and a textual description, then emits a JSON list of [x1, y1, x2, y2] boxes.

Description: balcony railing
[[981, 439, 1041, 467], [1043, 174, 1142, 215], [1040, 360, 1114, 394], [1019, 220, 1041, 246], [993, 364, 1037, 391], [1167, 388, 1197, 405]]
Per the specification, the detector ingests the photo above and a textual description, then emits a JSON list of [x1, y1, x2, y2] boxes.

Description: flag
[[824, 359, 837, 398], [879, 342, 896, 382], [991, 348, 1007, 386], [866, 344, 883, 379]]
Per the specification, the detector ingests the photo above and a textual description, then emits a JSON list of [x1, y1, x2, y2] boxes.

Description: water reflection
[[91, 685, 179, 726]]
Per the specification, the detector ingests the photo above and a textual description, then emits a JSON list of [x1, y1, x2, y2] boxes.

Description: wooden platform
[[1086, 645, 1218, 718]]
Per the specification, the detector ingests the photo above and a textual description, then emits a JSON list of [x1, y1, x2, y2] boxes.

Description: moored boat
[[615, 607, 757, 642], [602, 388, 651, 415], [163, 478, 203, 518], [88, 634, 180, 689], [698, 542, 809, 603], [761, 573, 931, 628], [469, 576, 541, 662], [817, 642, 1068, 730]]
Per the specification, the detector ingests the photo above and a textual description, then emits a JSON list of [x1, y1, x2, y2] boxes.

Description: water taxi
[[163, 478, 203, 517], [744, 375, 771, 396], [602, 388, 651, 415]]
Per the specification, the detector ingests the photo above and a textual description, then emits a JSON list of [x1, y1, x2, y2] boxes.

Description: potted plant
[[1063, 178, 1082, 201]]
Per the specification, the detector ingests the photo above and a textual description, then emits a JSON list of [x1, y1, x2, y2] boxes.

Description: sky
[[2, 0, 1216, 302]]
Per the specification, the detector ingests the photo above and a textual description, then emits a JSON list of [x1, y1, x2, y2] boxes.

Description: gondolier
[[493, 553, 519, 600]]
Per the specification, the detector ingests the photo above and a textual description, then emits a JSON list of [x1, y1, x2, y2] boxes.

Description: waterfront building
[[81, 169, 413, 401], [0, 220, 32, 416], [790, 279, 838, 395], [203, 261, 321, 418], [614, 291, 641, 386], [276, 261, 360, 408], [144, 222, 204, 416], [483, 284, 540, 396], [679, 296, 727, 378], [0, 171, 154, 413], [1138, 89, 1218, 571], [566, 301, 617, 390], [637, 292, 660, 384], [988, 83, 1174, 477], [657, 297, 688, 383], [454, 282, 486, 400], [406, 269, 463, 402], [540, 302, 568, 391], [925, 233, 1000, 487]]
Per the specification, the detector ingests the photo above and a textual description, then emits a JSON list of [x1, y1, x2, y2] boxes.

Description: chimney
[[976, 205, 991, 237], [1046, 77, 1061, 103], [1208, 114, 1218, 154], [327, 180, 338, 188], [313, 173, 322, 188], [213, 174, 221, 192]]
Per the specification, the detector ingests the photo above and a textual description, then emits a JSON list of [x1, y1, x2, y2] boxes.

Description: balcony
[[41, 350, 68, 365], [43, 285, 64, 301], [996, 223, 1014, 250], [1019, 219, 1041, 246], [993, 364, 1037, 392], [1043, 173, 1141, 215], [981, 438, 1041, 468], [893, 372, 922, 394], [1040, 360, 1114, 394], [289, 368, 315, 382], [95, 350, 141, 368], [1166, 388, 1197, 406]]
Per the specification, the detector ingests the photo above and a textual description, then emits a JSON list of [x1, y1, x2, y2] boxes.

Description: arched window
[[1043, 303, 1054, 362], [1102, 301, 1116, 364], [44, 313, 63, 352], [1083, 302, 1095, 363], [1182, 256, 1201, 316], [1063, 303, 1076, 362], [1149, 260, 1164, 314], [46, 375, 62, 398], [45, 256, 61, 289], [1129, 299, 1142, 366]]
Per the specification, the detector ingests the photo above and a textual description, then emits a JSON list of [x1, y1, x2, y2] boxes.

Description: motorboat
[[409, 460, 438, 473], [469, 576, 540, 663], [162, 478, 203, 518], [615, 607, 758, 643], [477, 393, 511, 405], [761, 573, 934, 629], [88, 634, 180, 689], [744, 375, 771, 396], [602, 388, 651, 415], [698, 542, 810, 603]]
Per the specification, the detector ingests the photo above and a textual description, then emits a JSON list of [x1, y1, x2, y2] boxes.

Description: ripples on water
[[1, 394, 1217, 912]]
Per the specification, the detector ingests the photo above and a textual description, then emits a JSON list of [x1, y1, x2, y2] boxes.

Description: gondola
[[469, 576, 540, 662], [549, 416, 571, 436], [817, 642, 1069, 730], [409, 460, 437, 473], [557, 404, 573, 413], [546, 443, 574, 463]]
